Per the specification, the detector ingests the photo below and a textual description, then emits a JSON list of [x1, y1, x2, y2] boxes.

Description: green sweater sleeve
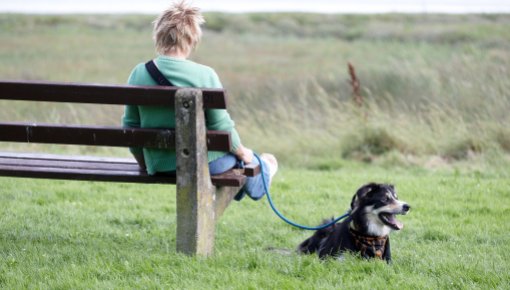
[[206, 109, 242, 152], [204, 68, 242, 152]]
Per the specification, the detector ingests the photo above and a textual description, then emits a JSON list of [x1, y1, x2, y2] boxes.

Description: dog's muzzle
[[379, 203, 411, 230]]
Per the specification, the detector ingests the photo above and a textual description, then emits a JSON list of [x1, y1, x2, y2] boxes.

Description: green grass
[[1, 166, 509, 289]]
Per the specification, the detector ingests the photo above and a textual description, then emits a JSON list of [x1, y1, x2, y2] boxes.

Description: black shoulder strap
[[145, 60, 173, 86], [145, 59, 211, 124]]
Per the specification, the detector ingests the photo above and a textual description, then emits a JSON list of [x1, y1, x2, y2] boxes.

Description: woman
[[122, 1, 277, 200]]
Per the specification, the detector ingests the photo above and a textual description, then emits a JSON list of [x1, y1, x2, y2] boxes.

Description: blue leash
[[253, 153, 351, 231]]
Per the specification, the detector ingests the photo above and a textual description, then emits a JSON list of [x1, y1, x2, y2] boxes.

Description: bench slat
[[0, 151, 136, 164], [0, 123, 231, 151], [0, 164, 176, 184], [243, 163, 261, 177], [0, 156, 141, 171], [208, 170, 247, 187], [0, 152, 246, 187], [0, 81, 227, 109]]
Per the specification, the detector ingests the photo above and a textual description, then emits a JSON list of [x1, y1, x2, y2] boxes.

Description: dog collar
[[349, 228, 388, 259]]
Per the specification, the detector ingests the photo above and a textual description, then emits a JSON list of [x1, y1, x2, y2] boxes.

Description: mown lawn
[[1, 166, 508, 289]]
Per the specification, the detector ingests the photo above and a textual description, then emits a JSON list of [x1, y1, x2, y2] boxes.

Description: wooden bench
[[0, 80, 259, 256]]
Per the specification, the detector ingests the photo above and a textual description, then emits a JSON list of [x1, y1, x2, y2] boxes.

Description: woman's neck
[[163, 49, 190, 59]]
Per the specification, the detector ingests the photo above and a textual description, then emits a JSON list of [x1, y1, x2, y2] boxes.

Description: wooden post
[[175, 88, 216, 256], [214, 187, 241, 219]]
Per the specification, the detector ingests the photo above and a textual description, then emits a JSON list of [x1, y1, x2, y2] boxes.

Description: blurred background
[[3, 0, 510, 14], [1, 1, 509, 172]]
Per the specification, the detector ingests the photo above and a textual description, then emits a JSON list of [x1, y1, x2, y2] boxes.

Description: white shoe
[[260, 153, 278, 185]]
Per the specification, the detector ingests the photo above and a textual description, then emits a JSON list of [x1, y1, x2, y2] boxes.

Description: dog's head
[[350, 183, 410, 236]]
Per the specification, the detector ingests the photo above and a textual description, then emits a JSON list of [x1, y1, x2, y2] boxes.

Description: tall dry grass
[[0, 13, 509, 171]]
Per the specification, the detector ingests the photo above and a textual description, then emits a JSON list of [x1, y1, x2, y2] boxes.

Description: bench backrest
[[0, 80, 231, 151]]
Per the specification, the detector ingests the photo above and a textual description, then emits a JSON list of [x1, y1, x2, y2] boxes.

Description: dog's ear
[[351, 183, 377, 209], [388, 184, 397, 198], [350, 193, 359, 209]]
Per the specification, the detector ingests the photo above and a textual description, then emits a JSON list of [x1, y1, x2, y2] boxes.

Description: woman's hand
[[234, 145, 254, 164]]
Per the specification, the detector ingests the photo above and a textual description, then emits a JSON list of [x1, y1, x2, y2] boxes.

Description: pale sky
[[1, 0, 510, 14]]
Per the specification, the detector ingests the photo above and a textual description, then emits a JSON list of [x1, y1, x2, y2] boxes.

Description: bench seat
[[0, 152, 255, 187]]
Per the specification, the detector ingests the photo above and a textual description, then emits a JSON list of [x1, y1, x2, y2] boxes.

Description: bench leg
[[214, 186, 240, 219], [175, 88, 216, 256], [175, 167, 216, 256]]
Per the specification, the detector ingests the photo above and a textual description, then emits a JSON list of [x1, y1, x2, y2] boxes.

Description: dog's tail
[[297, 218, 337, 254]]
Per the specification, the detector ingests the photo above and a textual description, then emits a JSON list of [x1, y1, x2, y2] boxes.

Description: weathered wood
[[214, 186, 241, 220], [0, 123, 231, 151], [243, 163, 260, 177], [175, 88, 216, 256], [209, 170, 246, 187], [0, 152, 174, 183], [0, 155, 140, 171], [0, 80, 227, 108], [0, 152, 246, 187], [0, 151, 136, 163]]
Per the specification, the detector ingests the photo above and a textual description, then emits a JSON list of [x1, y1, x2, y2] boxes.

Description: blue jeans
[[209, 153, 270, 201]]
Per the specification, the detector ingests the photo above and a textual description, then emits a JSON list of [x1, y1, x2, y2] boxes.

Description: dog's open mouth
[[379, 213, 404, 230]]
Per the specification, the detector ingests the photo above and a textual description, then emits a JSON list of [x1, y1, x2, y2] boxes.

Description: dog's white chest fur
[[367, 220, 392, 236]]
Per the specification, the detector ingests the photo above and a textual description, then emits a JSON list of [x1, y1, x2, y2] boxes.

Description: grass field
[[1, 13, 510, 289], [1, 166, 509, 289]]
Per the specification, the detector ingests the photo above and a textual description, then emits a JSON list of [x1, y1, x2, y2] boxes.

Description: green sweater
[[122, 55, 241, 175]]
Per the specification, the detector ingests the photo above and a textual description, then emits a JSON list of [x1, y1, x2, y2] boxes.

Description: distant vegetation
[[0, 13, 509, 173], [205, 12, 510, 43]]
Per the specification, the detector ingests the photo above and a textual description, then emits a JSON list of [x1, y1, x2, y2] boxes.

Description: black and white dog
[[298, 183, 410, 262]]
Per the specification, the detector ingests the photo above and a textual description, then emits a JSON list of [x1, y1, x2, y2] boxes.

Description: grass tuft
[[443, 137, 485, 161], [495, 127, 510, 153], [342, 126, 406, 162]]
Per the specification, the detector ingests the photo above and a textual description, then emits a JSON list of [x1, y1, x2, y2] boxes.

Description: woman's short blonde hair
[[152, 1, 205, 55]]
